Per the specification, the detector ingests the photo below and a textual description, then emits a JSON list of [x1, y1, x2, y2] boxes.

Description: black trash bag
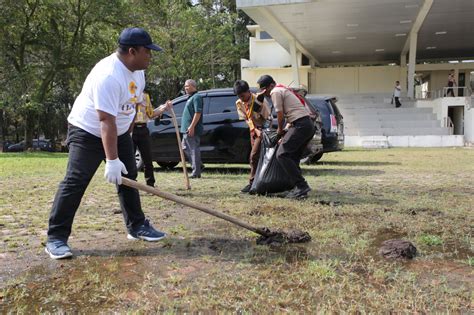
[[250, 130, 294, 195]]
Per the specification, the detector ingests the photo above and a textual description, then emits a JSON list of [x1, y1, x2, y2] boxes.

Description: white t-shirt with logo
[[68, 53, 145, 137]]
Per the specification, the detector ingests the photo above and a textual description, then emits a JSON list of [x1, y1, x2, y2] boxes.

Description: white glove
[[104, 158, 128, 185]]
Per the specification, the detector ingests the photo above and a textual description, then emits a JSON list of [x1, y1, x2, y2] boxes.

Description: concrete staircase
[[335, 93, 463, 147]]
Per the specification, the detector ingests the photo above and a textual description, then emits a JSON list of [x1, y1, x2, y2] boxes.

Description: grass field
[[0, 148, 473, 313]]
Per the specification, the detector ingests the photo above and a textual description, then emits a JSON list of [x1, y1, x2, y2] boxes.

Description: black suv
[[305, 95, 344, 162], [4, 139, 55, 152], [139, 88, 323, 169]]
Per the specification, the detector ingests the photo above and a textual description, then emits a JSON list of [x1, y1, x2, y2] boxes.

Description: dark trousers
[[395, 97, 401, 108], [249, 131, 262, 184], [132, 125, 155, 186], [276, 116, 315, 188], [47, 125, 145, 242]]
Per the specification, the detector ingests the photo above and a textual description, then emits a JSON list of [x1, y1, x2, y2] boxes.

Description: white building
[[237, 0, 474, 146]]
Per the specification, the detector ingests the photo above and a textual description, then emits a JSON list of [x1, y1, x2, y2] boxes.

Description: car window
[[208, 96, 237, 114], [171, 99, 187, 117], [311, 99, 334, 116], [330, 101, 342, 118]]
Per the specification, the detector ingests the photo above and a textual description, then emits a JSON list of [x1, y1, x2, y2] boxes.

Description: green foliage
[[0, 0, 250, 144]]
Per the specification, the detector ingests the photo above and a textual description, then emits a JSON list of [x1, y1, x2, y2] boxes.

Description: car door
[[148, 97, 188, 162], [202, 94, 250, 162]]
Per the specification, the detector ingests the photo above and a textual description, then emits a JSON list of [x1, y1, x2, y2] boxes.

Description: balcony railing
[[417, 86, 472, 99]]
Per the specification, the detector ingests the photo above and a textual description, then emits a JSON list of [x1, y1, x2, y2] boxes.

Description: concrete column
[[400, 54, 408, 96], [400, 54, 407, 67], [407, 33, 418, 99], [289, 39, 300, 87]]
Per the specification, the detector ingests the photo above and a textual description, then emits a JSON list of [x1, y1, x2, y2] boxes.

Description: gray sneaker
[[45, 240, 73, 259], [127, 219, 166, 242]]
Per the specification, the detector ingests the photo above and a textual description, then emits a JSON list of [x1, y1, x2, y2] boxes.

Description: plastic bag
[[250, 130, 294, 195]]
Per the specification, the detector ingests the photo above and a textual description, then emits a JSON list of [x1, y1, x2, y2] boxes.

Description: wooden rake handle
[[169, 107, 191, 190], [121, 177, 265, 236]]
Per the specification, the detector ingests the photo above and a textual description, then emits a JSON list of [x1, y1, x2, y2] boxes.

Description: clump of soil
[[256, 228, 311, 245], [379, 239, 417, 259]]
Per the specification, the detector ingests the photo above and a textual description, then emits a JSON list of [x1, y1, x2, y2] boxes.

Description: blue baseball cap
[[118, 27, 162, 51]]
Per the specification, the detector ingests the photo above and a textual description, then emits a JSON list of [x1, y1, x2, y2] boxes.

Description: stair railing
[[444, 116, 454, 135]]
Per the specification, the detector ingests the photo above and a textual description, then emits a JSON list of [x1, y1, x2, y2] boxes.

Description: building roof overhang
[[237, 0, 474, 65]]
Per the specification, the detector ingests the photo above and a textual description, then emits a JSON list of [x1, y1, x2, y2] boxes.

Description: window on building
[[259, 31, 272, 40], [302, 54, 310, 66]]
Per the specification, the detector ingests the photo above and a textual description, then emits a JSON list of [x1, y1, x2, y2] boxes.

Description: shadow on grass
[[317, 161, 401, 167], [304, 168, 385, 177], [75, 237, 321, 264], [154, 166, 384, 177], [310, 189, 397, 206], [154, 166, 249, 175]]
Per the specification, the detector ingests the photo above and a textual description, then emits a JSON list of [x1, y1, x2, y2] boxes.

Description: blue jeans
[[47, 125, 145, 242]]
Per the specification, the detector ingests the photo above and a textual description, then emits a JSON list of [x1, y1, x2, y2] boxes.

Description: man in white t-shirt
[[45, 28, 170, 260], [394, 81, 402, 108]]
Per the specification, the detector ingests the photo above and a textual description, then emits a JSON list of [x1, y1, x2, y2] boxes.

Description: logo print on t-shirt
[[119, 81, 138, 116], [129, 81, 137, 95]]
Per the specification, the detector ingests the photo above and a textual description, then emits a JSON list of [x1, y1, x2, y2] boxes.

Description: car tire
[[158, 161, 179, 170], [135, 150, 144, 171]]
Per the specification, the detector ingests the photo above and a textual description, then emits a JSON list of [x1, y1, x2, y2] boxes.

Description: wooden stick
[[169, 107, 191, 190], [122, 177, 268, 236]]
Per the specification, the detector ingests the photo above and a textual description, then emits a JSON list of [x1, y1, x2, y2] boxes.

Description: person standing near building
[[132, 92, 172, 187], [233, 80, 271, 193], [257, 75, 315, 199], [181, 79, 203, 179], [446, 70, 456, 97], [45, 27, 167, 260], [394, 81, 402, 108]]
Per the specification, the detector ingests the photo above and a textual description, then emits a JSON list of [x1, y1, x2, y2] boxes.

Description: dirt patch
[[256, 228, 311, 245]]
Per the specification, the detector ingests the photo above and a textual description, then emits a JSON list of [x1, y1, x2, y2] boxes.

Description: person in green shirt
[[180, 79, 204, 178]]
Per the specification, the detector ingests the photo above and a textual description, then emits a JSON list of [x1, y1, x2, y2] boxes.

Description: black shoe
[[241, 184, 252, 193], [147, 183, 155, 188], [190, 174, 201, 179], [285, 185, 311, 199]]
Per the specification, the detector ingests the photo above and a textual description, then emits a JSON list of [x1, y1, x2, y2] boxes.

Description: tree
[[0, 0, 127, 148], [0, 0, 251, 146]]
